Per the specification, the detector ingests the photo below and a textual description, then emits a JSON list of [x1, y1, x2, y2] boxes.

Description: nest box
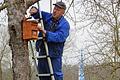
[[22, 20, 38, 40]]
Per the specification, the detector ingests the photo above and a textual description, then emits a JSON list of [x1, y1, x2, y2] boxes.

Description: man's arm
[[45, 22, 70, 43]]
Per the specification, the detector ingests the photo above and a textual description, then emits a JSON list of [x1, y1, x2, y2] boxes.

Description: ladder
[[29, 1, 55, 80]]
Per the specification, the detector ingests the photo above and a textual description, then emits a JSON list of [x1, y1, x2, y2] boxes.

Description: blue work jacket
[[35, 11, 70, 58]]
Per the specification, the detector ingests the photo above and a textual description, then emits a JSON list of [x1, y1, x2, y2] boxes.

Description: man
[[29, 1, 70, 80]]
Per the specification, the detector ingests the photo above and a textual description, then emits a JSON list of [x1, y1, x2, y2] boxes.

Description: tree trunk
[[5, 0, 32, 80], [0, 61, 2, 80]]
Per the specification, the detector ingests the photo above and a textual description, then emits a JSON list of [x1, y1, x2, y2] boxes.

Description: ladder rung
[[37, 73, 52, 77], [37, 55, 47, 59], [32, 55, 49, 59], [38, 37, 43, 40]]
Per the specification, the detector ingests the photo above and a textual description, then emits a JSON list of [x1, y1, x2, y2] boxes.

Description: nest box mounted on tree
[[22, 19, 39, 40]]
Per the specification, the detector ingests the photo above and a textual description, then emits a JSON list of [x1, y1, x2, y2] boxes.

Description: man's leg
[[51, 57, 63, 80]]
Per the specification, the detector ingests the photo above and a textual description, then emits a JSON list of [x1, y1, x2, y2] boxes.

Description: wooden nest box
[[22, 20, 38, 40]]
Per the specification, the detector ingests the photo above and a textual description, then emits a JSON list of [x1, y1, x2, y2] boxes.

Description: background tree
[[77, 0, 120, 79], [63, 0, 120, 79], [0, 8, 12, 80]]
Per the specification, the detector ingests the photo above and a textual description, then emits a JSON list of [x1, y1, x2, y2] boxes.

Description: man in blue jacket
[[30, 1, 70, 80]]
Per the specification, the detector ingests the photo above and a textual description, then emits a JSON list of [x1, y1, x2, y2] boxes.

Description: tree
[[0, 0, 38, 80]]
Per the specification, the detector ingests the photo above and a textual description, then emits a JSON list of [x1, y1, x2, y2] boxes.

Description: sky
[[0, 0, 3, 3]]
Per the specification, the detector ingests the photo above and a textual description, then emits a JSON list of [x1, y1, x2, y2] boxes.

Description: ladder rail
[[29, 41, 40, 80], [29, 41, 54, 80], [37, 1, 55, 80]]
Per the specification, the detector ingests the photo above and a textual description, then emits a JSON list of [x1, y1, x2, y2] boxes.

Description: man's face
[[52, 6, 65, 20]]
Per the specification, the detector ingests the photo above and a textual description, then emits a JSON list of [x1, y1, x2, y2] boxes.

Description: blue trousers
[[38, 57, 63, 80]]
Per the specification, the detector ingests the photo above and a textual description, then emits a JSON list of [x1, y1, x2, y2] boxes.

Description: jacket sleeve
[[31, 9, 49, 19], [45, 22, 70, 42]]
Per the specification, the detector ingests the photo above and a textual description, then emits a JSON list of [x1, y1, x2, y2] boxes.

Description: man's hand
[[38, 23, 46, 34], [29, 7, 38, 15]]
